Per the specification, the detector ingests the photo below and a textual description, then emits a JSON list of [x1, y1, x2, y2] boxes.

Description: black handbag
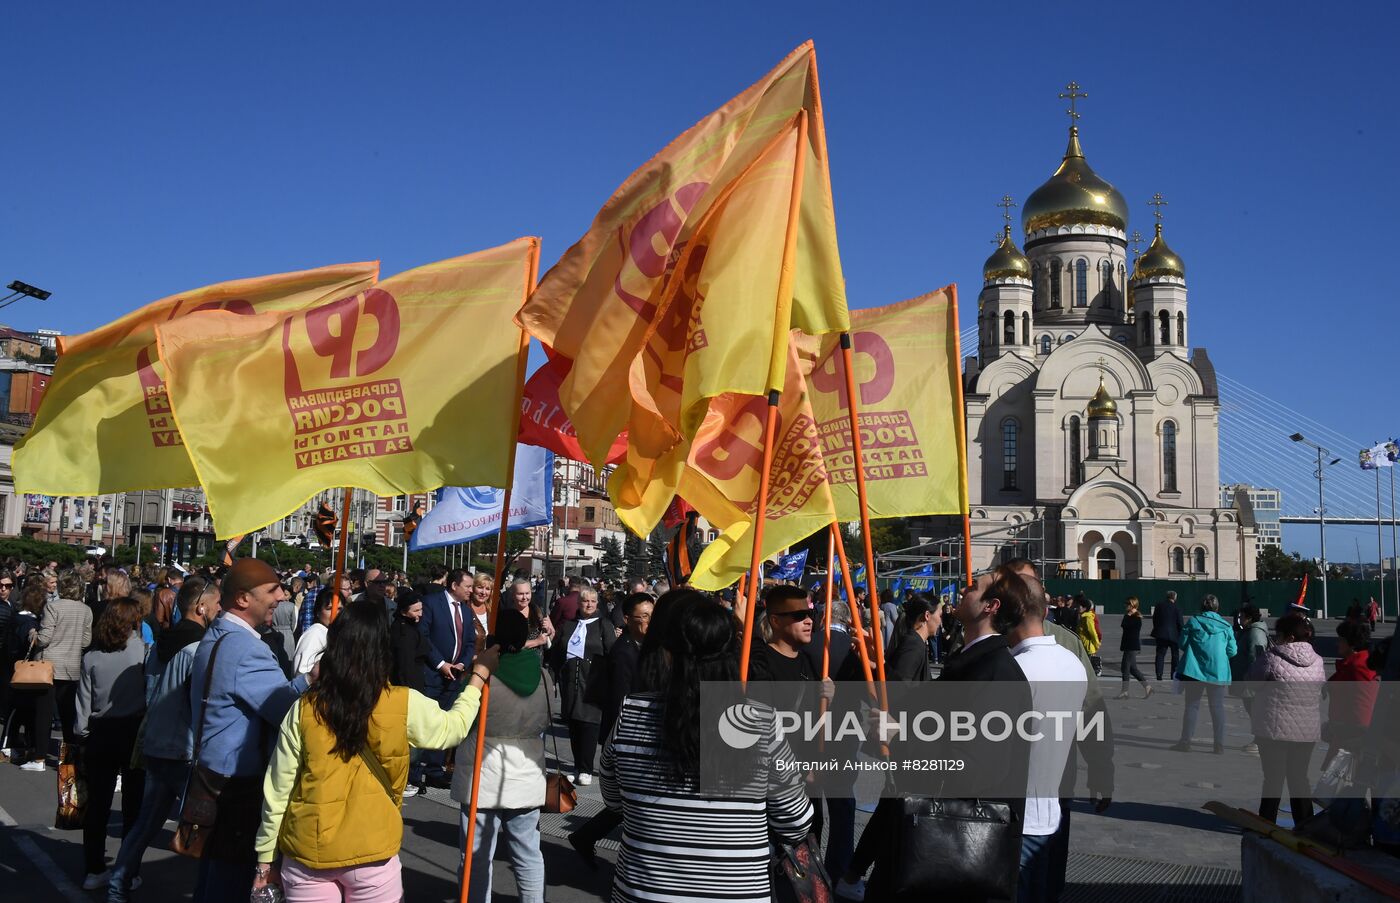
[[887, 797, 1020, 900], [772, 833, 833, 903]]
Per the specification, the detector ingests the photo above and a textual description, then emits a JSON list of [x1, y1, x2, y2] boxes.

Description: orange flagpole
[[459, 238, 540, 903], [738, 111, 809, 688], [330, 486, 352, 621], [946, 285, 974, 584], [839, 335, 888, 710], [817, 527, 835, 751], [831, 523, 874, 690]]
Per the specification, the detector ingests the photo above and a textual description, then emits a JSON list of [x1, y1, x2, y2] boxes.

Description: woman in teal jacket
[[1170, 595, 1238, 754]]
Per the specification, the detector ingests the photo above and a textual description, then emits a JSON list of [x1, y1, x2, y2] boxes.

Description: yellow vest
[[278, 686, 410, 869]]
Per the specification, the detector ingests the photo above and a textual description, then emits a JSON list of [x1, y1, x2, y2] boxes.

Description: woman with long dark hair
[[599, 590, 812, 901], [10, 581, 55, 770], [254, 599, 499, 901], [885, 594, 939, 682], [75, 597, 147, 889]]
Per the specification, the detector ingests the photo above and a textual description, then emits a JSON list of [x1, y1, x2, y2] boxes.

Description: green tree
[[1256, 546, 1321, 581], [624, 532, 648, 580], [647, 527, 668, 577], [599, 535, 625, 584]]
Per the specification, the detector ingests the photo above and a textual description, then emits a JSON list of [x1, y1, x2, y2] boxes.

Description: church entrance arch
[[1095, 548, 1117, 579]]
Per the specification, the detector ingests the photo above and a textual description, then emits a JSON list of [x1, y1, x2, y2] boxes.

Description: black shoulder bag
[[171, 634, 230, 859]]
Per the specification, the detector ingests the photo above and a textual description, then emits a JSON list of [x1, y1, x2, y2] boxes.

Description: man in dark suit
[[417, 568, 475, 786], [1151, 590, 1184, 680]]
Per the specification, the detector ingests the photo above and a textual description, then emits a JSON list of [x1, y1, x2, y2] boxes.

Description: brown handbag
[[542, 672, 577, 814], [170, 634, 230, 858], [11, 641, 53, 689]]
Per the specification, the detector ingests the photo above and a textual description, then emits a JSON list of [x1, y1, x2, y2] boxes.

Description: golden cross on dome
[[991, 233, 1004, 246], [1148, 193, 1168, 228], [1059, 81, 1087, 124], [1129, 230, 1145, 260], [997, 195, 1017, 226]]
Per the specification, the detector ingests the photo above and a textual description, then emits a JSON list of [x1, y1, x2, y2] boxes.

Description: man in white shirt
[[994, 571, 1086, 903]]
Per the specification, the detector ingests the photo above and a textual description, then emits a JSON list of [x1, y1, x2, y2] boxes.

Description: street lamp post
[[1291, 433, 1340, 618]]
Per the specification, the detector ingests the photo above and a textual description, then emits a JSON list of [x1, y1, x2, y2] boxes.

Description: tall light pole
[[1291, 433, 1340, 618]]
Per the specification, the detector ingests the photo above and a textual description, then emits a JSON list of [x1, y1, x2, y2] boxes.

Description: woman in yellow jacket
[[254, 599, 499, 901], [1076, 596, 1103, 676]]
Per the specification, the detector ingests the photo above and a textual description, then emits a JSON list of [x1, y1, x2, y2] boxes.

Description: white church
[[961, 86, 1257, 580]]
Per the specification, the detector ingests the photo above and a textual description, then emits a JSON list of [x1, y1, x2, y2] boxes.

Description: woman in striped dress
[[599, 590, 812, 903]]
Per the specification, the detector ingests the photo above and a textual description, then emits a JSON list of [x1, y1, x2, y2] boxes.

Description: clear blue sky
[[5, 3, 1398, 559]]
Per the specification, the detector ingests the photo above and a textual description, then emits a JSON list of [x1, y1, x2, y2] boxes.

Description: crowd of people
[[0, 552, 1397, 902]]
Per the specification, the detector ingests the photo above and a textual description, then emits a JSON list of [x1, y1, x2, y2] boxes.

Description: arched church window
[[1142, 318, 1151, 346], [1040, 334, 1052, 355], [1061, 333, 1075, 344], [1171, 547, 1185, 573], [1002, 419, 1018, 491], [1193, 548, 1207, 574], [1069, 416, 1082, 487], [1162, 421, 1178, 492], [1032, 262, 1043, 307], [1096, 548, 1117, 578], [1003, 311, 1015, 344], [1158, 310, 1170, 345], [1177, 312, 1185, 347], [1100, 259, 1112, 298], [1050, 260, 1062, 307], [1075, 259, 1088, 307], [1021, 313, 1030, 345]]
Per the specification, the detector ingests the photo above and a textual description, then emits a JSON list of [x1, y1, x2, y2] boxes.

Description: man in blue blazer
[[190, 559, 310, 903], [1151, 590, 1185, 680], [416, 568, 475, 786]]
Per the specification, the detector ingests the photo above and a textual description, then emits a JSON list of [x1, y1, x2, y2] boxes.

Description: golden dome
[[1133, 223, 1185, 279], [1022, 128, 1129, 233], [1086, 377, 1117, 419], [983, 225, 1031, 281]]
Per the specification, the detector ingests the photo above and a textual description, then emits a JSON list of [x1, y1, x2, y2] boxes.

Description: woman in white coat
[[451, 610, 552, 903]]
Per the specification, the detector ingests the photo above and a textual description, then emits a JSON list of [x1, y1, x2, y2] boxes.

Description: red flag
[[662, 496, 694, 529], [1294, 573, 1309, 609], [517, 355, 627, 464]]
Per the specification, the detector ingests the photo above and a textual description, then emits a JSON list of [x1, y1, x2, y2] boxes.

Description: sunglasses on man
[[772, 608, 814, 622]]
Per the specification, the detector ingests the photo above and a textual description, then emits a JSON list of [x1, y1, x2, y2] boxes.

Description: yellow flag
[[797, 289, 967, 520], [155, 239, 537, 538], [672, 341, 839, 591], [518, 41, 848, 475], [13, 263, 380, 495]]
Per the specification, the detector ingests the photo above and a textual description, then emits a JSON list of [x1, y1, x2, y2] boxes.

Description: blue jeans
[[459, 806, 544, 903], [1047, 801, 1070, 902], [109, 756, 189, 900], [1179, 680, 1227, 747], [1019, 832, 1055, 903]]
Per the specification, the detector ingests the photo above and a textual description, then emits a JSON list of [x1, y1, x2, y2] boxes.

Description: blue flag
[[768, 549, 809, 582], [409, 445, 553, 551]]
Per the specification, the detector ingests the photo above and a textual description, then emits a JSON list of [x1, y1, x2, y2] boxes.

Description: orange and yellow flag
[[154, 238, 537, 538], [798, 289, 967, 521], [683, 289, 968, 589], [13, 263, 380, 496], [517, 41, 848, 542], [682, 341, 839, 590]]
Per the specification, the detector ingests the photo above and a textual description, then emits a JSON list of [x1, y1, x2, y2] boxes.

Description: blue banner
[[768, 549, 809, 582], [409, 445, 553, 551]]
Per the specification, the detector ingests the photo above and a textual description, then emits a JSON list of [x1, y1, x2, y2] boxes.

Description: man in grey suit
[[1151, 590, 1185, 680]]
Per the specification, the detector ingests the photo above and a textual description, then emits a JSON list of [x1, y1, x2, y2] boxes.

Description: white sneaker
[[577, 773, 593, 786], [115, 775, 122, 794], [19, 760, 46, 772], [835, 877, 866, 900], [402, 784, 421, 798], [82, 871, 111, 891]]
